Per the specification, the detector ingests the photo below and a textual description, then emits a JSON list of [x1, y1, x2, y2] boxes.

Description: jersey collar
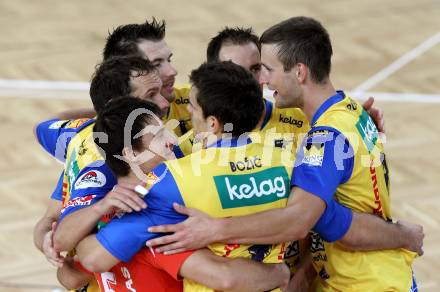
[[206, 135, 253, 149], [259, 99, 273, 130], [311, 90, 345, 126]]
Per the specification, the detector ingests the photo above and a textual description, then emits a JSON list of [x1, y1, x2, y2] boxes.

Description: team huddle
[[33, 16, 424, 292]]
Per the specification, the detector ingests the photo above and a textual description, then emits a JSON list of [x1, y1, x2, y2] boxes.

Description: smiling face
[[218, 42, 262, 81], [137, 39, 177, 102], [259, 43, 302, 108], [129, 71, 169, 117]]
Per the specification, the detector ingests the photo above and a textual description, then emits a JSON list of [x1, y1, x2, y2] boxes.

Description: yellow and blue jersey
[[256, 98, 309, 152], [292, 91, 417, 291], [36, 118, 117, 292], [95, 137, 353, 291], [36, 118, 117, 212], [176, 99, 310, 156], [164, 84, 193, 137], [96, 137, 293, 262]]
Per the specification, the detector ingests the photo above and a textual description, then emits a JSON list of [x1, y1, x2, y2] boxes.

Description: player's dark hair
[[94, 96, 161, 177], [189, 61, 263, 136], [90, 56, 157, 113], [260, 16, 332, 83], [207, 27, 260, 63], [103, 18, 166, 60]]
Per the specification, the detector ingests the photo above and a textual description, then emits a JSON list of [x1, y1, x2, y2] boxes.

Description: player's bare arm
[[286, 247, 316, 292], [147, 187, 325, 253], [57, 256, 93, 290], [339, 214, 424, 255], [33, 199, 64, 267], [180, 249, 290, 292], [76, 233, 290, 292], [147, 188, 424, 255], [75, 234, 119, 273]]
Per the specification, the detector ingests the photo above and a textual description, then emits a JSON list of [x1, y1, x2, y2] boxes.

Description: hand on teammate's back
[[146, 203, 218, 254], [361, 97, 385, 133], [397, 220, 424, 256], [93, 182, 147, 216]]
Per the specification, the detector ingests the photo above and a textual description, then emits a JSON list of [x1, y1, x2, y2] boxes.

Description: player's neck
[[119, 171, 144, 185], [302, 79, 336, 122], [255, 100, 267, 130]]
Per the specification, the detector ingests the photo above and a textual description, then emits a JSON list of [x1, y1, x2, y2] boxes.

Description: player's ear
[[295, 63, 308, 84], [122, 147, 138, 164], [207, 116, 222, 135]]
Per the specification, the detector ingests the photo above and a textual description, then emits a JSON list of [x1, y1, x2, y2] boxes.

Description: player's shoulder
[[273, 106, 308, 128], [35, 118, 95, 161], [64, 118, 95, 131], [173, 84, 191, 96], [172, 84, 191, 104], [316, 94, 361, 124], [304, 127, 342, 144]]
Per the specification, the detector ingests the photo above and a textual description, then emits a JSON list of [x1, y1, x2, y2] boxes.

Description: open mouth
[[162, 78, 175, 93]]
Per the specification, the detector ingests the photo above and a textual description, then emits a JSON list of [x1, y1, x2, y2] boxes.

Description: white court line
[[353, 31, 440, 93], [0, 79, 89, 90], [349, 91, 440, 103], [263, 88, 440, 103], [0, 80, 439, 103]]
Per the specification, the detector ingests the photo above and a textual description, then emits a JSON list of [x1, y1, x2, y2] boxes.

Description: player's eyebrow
[[151, 57, 164, 63], [151, 53, 173, 63], [250, 63, 261, 70], [261, 63, 273, 71], [146, 86, 159, 96]]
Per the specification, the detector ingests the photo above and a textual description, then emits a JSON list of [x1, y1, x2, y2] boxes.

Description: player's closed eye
[[250, 64, 261, 74]]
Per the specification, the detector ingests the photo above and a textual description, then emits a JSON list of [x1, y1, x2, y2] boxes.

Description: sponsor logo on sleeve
[[49, 120, 68, 129], [146, 172, 159, 186], [61, 194, 96, 213], [74, 170, 106, 190], [214, 167, 289, 209], [65, 118, 90, 129], [302, 138, 326, 167]]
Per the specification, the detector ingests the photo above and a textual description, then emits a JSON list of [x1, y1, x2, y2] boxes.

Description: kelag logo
[[214, 167, 289, 209]]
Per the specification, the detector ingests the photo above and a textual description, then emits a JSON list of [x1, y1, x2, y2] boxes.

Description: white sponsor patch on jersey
[[49, 120, 68, 129], [74, 170, 106, 190], [61, 195, 97, 213]]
